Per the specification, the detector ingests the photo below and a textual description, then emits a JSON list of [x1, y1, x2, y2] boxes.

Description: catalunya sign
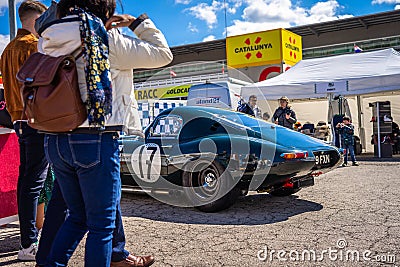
[[226, 28, 302, 68]]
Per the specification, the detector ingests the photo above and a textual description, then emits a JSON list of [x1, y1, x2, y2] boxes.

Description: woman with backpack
[[36, 0, 173, 266]]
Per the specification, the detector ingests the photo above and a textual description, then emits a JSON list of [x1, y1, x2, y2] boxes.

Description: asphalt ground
[[1, 158, 399, 267]]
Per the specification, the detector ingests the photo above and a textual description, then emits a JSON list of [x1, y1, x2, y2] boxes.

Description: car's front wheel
[[182, 159, 240, 212]]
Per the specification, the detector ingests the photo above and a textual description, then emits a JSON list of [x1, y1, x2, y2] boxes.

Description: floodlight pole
[[8, 0, 17, 40]]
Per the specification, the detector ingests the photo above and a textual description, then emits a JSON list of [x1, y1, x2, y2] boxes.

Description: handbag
[[16, 52, 87, 132]]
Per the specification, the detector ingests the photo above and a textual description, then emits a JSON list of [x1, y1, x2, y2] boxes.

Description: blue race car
[[119, 106, 342, 212]]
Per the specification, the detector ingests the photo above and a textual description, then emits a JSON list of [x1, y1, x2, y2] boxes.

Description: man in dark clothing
[[336, 116, 358, 167], [272, 96, 297, 129], [248, 95, 262, 118], [237, 99, 255, 116]]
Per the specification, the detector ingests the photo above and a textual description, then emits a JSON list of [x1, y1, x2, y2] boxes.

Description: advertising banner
[[226, 28, 302, 69], [135, 84, 192, 100], [226, 29, 282, 68], [281, 29, 302, 66]]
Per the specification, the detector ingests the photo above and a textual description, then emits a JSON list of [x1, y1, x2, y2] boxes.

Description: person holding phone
[[34, 0, 172, 266], [272, 96, 297, 129], [336, 116, 358, 167]]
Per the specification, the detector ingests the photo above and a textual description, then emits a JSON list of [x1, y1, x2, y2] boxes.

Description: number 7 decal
[[132, 144, 161, 183], [146, 146, 158, 180]]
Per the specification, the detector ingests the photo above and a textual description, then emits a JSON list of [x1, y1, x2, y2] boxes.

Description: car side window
[[151, 115, 183, 137]]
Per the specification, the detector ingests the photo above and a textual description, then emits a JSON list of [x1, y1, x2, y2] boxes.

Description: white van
[[186, 80, 246, 110]]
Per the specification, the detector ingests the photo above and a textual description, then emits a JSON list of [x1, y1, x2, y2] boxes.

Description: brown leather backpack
[[17, 52, 87, 132]]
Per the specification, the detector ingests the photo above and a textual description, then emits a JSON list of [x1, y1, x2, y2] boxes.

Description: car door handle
[[161, 145, 173, 149]]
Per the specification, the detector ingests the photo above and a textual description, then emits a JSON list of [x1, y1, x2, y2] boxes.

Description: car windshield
[[213, 112, 269, 129]]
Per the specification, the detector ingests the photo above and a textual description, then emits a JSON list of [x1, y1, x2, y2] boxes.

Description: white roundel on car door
[[131, 143, 161, 183]]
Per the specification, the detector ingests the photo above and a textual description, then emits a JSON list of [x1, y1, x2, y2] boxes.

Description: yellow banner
[[135, 84, 191, 100], [226, 29, 283, 69], [281, 29, 302, 66]]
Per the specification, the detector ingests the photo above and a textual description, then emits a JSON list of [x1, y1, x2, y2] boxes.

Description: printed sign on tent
[[315, 81, 348, 94]]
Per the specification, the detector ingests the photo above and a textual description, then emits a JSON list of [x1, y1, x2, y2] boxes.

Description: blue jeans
[[343, 143, 357, 164], [36, 180, 129, 265], [43, 133, 121, 267], [14, 122, 48, 249], [36, 179, 67, 266]]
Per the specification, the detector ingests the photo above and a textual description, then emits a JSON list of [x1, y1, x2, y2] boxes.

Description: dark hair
[[18, 0, 47, 21], [343, 116, 350, 121], [57, 0, 117, 23], [249, 95, 257, 101]]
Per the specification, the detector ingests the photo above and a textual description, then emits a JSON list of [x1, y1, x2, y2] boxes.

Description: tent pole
[[8, 0, 17, 40], [356, 95, 365, 153], [327, 93, 334, 146], [377, 102, 381, 158]]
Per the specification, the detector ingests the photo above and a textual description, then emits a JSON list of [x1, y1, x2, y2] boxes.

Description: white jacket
[[38, 15, 173, 134]]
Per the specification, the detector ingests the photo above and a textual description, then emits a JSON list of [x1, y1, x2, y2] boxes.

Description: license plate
[[315, 153, 331, 166]]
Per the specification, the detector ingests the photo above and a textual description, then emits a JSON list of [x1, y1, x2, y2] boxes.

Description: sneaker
[[341, 163, 347, 167], [352, 162, 359, 166], [17, 242, 38, 261]]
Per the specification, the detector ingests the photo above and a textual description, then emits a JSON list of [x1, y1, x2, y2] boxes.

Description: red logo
[[259, 66, 291, 81], [286, 36, 299, 60], [244, 37, 262, 60], [236, 36, 272, 60]]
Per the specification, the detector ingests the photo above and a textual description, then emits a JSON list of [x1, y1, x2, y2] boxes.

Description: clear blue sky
[[0, 0, 399, 52]]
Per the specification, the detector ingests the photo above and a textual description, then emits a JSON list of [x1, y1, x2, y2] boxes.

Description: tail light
[[280, 151, 308, 160]]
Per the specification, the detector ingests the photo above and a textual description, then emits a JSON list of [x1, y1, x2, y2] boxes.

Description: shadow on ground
[[120, 192, 323, 226], [0, 224, 20, 266], [357, 153, 400, 162]]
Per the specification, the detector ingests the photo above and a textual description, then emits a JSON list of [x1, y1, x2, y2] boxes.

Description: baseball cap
[[279, 96, 289, 102]]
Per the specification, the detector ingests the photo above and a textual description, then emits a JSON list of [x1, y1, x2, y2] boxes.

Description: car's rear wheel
[[270, 187, 301, 197], [182, 159, 240, 212]]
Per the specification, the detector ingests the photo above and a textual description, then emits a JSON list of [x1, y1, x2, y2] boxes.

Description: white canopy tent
[[241, 48, 400, 153], [242, 48, 400, 100]]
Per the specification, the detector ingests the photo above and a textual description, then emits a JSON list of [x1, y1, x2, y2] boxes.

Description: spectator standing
[[248, 95, 262, 118], [272, 96, 297, 129], [0, 1, 47, 261], [35, 0, 173, 266], [237, 99, 254, 116], [336, 116, 359, 166], [262, 112, 270, 121]]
